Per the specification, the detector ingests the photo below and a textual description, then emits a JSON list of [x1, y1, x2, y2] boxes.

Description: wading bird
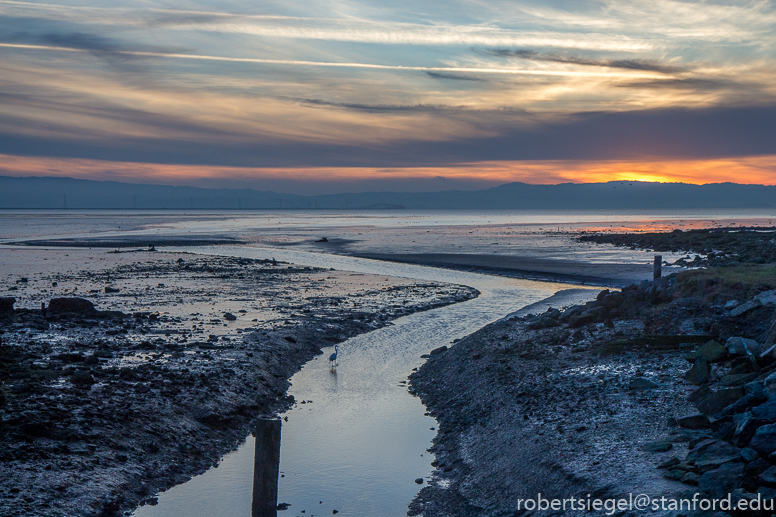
[[329, 344, 339, 367]]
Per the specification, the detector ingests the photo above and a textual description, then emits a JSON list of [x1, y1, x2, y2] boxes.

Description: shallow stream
[[127, 246, 597, 517]]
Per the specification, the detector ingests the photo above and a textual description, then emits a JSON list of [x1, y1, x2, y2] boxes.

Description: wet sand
[[356, 252, 672, 287]]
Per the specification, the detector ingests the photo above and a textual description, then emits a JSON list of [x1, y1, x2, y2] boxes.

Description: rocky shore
[[0, 252, 477, 516], [409, 264, 776, 516], [579, 226, 776, 268]]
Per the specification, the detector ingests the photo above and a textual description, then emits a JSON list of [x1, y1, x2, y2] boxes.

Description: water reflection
[[252, 419, 281, 517]]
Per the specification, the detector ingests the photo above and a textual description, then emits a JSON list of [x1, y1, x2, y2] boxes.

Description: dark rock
[[0, 297, 14, 313], [760, 466, 776, 487], [751, 400, 776, 422], [750, 424, 776, 457], [720, 373, 758, 387], [681, 472, 701, 485], [688, 385, 712, 403], [685, 358, 711, 385], [677, 414, 711, 429], [430, 346, 448, 356], [629, 377, 658, 390], [224, 313, 237, 321], [730, 300, 760, 317], [657, 457, 680, 469], [726, 337, 762, 357], [414, 478, 424, 484], [104, 286, 120, 294], [48, 297, 96, 316], [686, 439, 743, 472], [719, 391, 768, 417], [71, 370, 94, 386], [665, 469, 685, 480], [697, 387, 745, 415], [642, 440, 673, 452], [687, 340, 727, 363], [698, 462, 745, 497], [741, 447, 759, 463], [732, 412, 765, 447]]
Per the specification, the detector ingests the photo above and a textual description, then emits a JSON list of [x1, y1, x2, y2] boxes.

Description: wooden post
[[653, 255, 662, 280], [252, 419, 281, 517]]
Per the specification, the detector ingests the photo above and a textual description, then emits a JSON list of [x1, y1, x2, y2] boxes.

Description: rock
[[71, 370, 94, 386], [685, 358, 711, 385], [642, 440, 673, 452], [724, 300, 741, 310], [719, 392, 768, 417], [677, 413, 711, 429], [688, 340, 727, 363], [414, 478, 424, 484], [224, 313, 237, 321], [720, 373, 758, 387], [48, 297, 96, 316], [760, 466, 776, 487], [681, 472, 701, 485], [741, 447, 759, 462], [629, 377, 658, 390], [754, 290, 776, 306], [657, 457, 680, 468], [698, 462, 745, 498], [430, 346, 448, 355], [726, 337, 762, 357], [757, 486, 776, 501], [687, 439, 743, 472], [731, 300, 760, 317], [751, 400, 776, 422], [732, 412, 765, 447], [104, 286, 120, 294], [697, 387, 744, 415], [750, 424, 776, 457], [665, 468, 685, 480], [0, 297, 14, 313]]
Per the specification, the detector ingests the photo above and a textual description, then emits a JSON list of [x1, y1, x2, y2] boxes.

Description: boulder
[[751, 400, 776, 422], [687, 340, 727, 363], [754, 290, 776, 306], [676, 413, 711, 429], [642, 440, 673, 452], [48, 298, 96, 316], [750, 424, 776, 457], [720, 373, 758, 387], [698, 462, 745, 498], [732, 412, 766, 447], [224, 313, 237, 321], [0, 297, 14, 314], [759, 466, 776, 487], [726, 337, 763, 357], [430, 346, 448, 356], [731, 300, 760, 317], [724, 300, 741, 310], [629, 377, 658, 390], [697, 387, 745, 415], [686, 439, 743, 472], [685, 358, 711, 385]]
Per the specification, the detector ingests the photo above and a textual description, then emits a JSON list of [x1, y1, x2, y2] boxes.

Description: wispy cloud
[[482, 48, 684, 74], [0, 43, 669, 78]]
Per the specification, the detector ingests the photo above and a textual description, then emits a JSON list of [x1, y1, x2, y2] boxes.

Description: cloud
[[426, 71, 485, 81], [483, 48, 683, 74]]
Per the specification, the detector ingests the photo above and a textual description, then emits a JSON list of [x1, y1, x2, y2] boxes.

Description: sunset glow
[[1, 0, 775, 191]]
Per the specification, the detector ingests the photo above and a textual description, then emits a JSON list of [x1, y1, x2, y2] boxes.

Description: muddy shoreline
[[0, 251, 477, 516]]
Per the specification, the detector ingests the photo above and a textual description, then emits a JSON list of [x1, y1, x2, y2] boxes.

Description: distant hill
[[1, 175, 775, 210]]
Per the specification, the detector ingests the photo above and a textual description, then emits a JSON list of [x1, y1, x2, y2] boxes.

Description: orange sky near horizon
[[1, 154, 775, 192]]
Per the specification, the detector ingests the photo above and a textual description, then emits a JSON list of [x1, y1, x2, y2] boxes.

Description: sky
[[1, 0, 775, 194]]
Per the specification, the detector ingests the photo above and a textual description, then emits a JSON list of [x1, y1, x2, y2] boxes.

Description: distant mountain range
[[1, 175, 775, 210]]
